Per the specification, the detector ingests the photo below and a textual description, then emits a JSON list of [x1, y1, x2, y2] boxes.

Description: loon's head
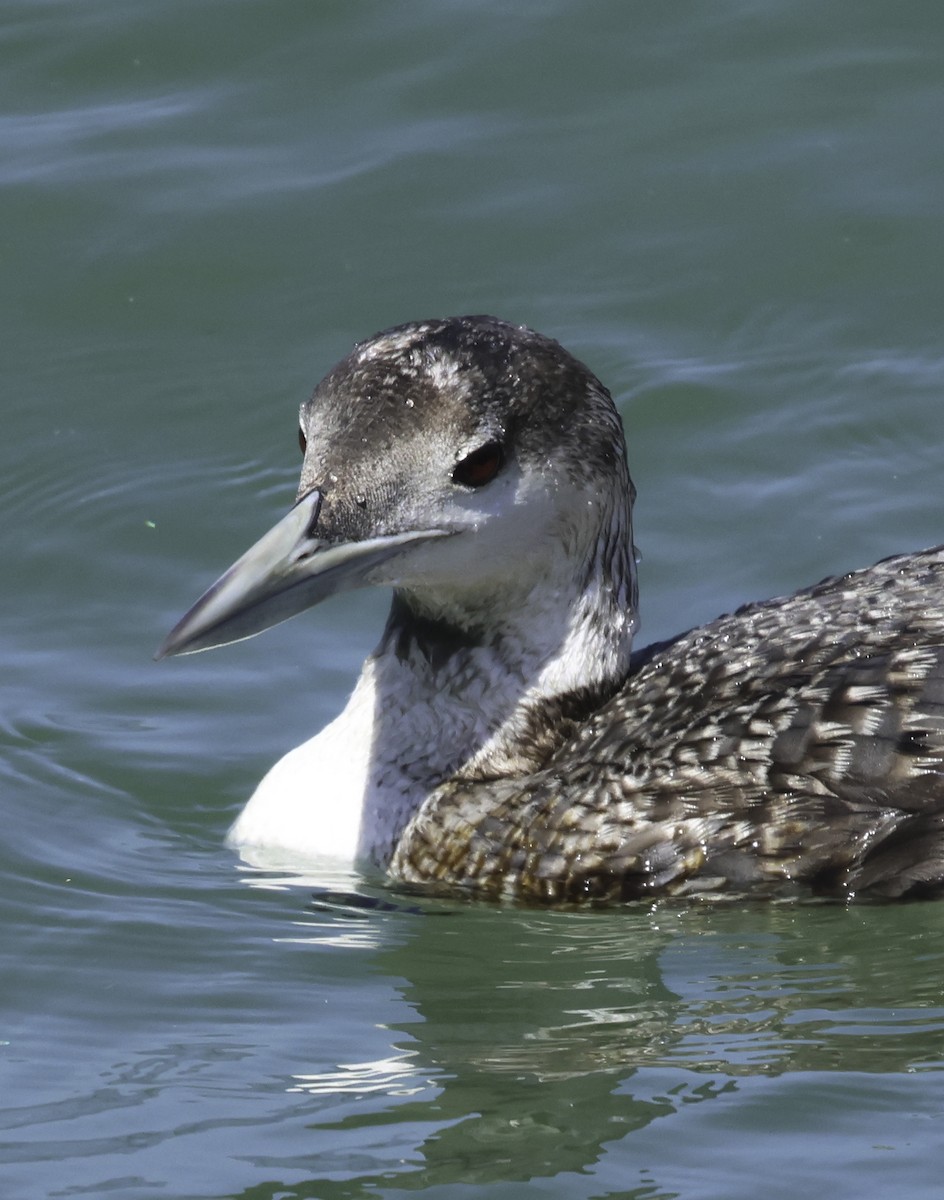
[[159, 315, 637, 658]]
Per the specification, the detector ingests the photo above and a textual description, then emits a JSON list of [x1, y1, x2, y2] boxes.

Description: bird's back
[[393, 546, 944, 903]]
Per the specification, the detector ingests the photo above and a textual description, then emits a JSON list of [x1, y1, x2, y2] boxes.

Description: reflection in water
[[290, 1051, 425, 1099], [276, 893, 944, 1195]]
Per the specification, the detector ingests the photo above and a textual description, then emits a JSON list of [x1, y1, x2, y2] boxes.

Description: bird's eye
[[453, 441, 505, 488], [298, 426, 307, 456]]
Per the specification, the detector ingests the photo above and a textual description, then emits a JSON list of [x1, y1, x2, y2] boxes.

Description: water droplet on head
[[405, 398, 415, 408]]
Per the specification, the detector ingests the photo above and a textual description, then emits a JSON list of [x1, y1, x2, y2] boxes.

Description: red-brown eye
[[452, 441, 505, 488], [298, 426, 307, 456]]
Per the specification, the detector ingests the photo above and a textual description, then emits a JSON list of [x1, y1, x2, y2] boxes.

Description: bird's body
[[394, 546, 944, 902], [161, 316, 944, 903]]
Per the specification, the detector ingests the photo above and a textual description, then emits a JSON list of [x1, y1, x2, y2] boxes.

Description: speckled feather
[[391, 547, 944, 902]]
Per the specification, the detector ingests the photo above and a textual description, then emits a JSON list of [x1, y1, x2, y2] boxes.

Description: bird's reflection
[[244, 884, 944, 1197]]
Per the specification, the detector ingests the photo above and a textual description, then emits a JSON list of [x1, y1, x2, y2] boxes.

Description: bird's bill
[[157, 489, 448, 658]]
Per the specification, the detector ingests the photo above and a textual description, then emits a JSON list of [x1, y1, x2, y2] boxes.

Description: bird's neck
[[353, 523, 638, 863], [228, 506, 638, 870]]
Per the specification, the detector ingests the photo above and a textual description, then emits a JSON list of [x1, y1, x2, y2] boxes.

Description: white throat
[[224, 561, 633, 873]]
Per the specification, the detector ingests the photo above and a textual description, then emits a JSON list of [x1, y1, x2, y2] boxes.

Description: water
[[2, 1, 943, 1196]]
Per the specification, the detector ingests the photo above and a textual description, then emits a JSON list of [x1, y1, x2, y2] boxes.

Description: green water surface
[[2, 2, 943, 1197]]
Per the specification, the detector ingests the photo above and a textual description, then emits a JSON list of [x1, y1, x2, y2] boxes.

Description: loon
[[160, 315, 944, 903]]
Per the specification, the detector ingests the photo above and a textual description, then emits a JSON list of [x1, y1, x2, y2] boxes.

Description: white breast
[[226, 671, 377, 864], [225, 647, 500, 867]]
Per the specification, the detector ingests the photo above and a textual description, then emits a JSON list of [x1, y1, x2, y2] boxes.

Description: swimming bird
[[160, 316, 944, 903]]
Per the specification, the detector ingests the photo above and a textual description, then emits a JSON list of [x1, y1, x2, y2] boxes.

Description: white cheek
[[379, 472, 562, 591]]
